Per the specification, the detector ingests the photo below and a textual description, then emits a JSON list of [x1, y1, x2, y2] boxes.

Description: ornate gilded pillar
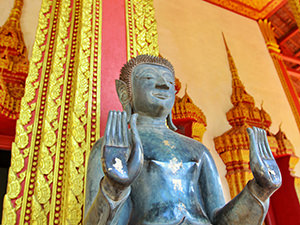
[[258, 19, 300, 133], [0, 0, 28, 119], [172, 78, 207, 142], [214, 35, 276, 198], [2, 0, 101, 223]]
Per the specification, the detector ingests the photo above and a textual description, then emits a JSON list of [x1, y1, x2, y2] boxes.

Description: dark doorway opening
[[0, 150, 11, 221]]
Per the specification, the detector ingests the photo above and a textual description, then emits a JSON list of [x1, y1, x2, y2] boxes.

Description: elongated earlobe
[[167, 112, 177, 131]]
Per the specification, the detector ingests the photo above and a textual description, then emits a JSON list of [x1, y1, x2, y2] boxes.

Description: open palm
[[247, 127, 282, 193], [102, 111, 143, 186]]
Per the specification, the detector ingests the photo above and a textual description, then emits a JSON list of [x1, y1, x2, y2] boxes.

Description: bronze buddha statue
[[84, 55, 281, 225]]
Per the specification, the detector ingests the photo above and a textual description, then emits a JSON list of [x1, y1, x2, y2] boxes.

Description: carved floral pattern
[[126, 0, 159, 58]]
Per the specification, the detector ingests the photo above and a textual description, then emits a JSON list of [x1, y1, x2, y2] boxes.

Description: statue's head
[[116, 55, 177, 130]]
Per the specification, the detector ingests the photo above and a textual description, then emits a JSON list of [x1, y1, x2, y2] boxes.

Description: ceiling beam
[[265, 0, 288, 19], [281, 54, 300, 65], [287, 68, 300, 79], [280, 44, 296, 56], [278, 26, 299, 45]]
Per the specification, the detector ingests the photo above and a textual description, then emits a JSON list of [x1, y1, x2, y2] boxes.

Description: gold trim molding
[[126, 0, 159, 59]]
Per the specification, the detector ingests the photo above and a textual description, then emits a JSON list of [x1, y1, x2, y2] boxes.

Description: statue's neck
[[136, 115, 168, 129]]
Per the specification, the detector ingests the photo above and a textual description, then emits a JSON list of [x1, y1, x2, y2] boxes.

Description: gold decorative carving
[[2, 0, 53, 223], [0, 0, 29, 119], [172, 78, 207, 142], [275, 126, 296, 156], [31, 195, 47, 224], [2, 195, 17, 225], [214, 35, 276, 198], [24, 0, 73, 222], [288, 0, 300, 29], [63, 0, 101, 224], [126, 0, 159, 58], [258, 19, 280, 53], [203, 0, 283, 20]]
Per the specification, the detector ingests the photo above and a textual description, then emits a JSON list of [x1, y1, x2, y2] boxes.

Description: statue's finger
[[105, 111, 113, 145], [263, 129, 274, 159], [247, 127, 256, 157], [130, 113, 141, 146], [247, 127, 261, 164], [259, 129, 269, 159], [122, 111, 129, 147], [257, 127, 268, 159], [116, 111, 122, 145], [128, 113, 143, 183], [110, 111, 117, 145], [246, 127, 254, 136]]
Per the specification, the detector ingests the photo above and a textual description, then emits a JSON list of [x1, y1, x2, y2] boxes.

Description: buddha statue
[[84, 55, 281, 225]]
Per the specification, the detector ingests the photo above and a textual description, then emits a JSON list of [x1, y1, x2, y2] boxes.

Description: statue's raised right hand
[[101, 111, 143, 187]]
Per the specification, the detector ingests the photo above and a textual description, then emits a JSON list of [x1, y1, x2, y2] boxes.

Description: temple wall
[[154, 0, 300, 201], [0, 0, 41, 58]]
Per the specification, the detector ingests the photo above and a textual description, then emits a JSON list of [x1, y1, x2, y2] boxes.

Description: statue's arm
[[83, 139, 132, 225], [199, 150, 268, 225], [202, 127, 281, 225], [84, 111, 143, 225], [212, 180, 269, 225]]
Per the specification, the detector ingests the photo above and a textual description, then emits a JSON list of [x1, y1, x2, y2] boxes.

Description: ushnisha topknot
[[119, 54, 175, 102]]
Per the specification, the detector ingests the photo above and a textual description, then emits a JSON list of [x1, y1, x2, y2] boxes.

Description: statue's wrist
[[248, 179, 272, 202], [100, 176, 131, 201]]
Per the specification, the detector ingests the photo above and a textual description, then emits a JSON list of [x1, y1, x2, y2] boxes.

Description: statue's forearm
[[212, 180, 269, 225], [84, 177, 131, 225], [247, 179, 273, 202]]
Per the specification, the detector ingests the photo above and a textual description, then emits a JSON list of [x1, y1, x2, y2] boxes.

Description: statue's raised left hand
[[247, 127, 282, 200]]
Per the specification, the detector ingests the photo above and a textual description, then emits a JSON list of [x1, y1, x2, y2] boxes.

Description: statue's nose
[[155, 76, 169, 90], [155, 83, 169, 90]]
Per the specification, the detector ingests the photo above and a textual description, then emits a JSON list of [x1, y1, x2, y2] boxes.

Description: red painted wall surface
[[100, 0, 127, 136], [266, 155, 300, 225]]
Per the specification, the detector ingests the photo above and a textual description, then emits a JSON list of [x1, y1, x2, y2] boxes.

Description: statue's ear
[[115, 79, 132, 122], [115, 79, 130, 105]]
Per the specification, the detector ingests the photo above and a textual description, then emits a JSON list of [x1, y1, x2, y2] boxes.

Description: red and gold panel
[[2, 0, 101, 223], [203, 0, 286, 20]]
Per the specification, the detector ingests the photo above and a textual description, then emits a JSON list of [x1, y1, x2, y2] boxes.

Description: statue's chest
[[139, 131, 199, 162]]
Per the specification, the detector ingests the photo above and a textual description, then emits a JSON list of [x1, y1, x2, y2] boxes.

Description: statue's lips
[[152, 92, 170, 100]]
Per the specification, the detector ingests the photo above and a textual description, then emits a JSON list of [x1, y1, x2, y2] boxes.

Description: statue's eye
[[142, 75, 154, 80]]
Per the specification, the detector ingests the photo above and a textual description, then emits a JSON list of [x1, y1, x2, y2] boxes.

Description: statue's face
[[131, 64, 175, 118]]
